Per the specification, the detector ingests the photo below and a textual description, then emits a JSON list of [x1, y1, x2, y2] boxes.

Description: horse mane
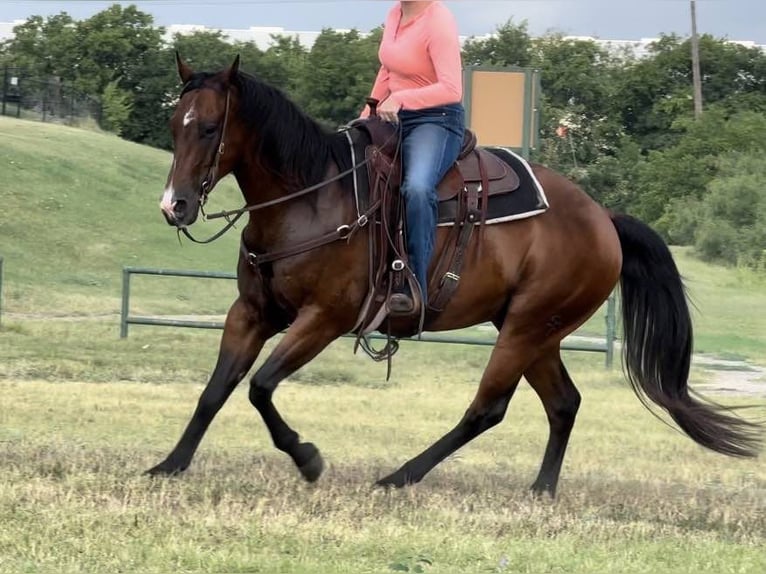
[[181, 71, 352, 190]]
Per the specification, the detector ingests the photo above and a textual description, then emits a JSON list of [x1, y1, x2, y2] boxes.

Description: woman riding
[[361, 0, 465, 315]]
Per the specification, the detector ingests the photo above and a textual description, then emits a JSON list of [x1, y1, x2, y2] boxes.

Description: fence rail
[[121, 266, 619, 367]]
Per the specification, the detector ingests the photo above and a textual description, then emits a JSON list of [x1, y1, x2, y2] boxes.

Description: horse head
[[160, 53, 246, 228]]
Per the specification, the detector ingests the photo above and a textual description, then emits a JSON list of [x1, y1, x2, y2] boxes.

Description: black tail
[[611, 213, 763, 458]]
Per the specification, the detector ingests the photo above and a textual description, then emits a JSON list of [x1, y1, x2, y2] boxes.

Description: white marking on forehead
[[183, 104, 196, 127]]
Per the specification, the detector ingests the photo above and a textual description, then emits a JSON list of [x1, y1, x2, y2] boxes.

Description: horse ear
[[227, 54, 241, 83], [176, 51, 193, 84]]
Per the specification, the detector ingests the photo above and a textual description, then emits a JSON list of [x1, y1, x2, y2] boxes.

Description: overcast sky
[[2, 1, 765, 44]]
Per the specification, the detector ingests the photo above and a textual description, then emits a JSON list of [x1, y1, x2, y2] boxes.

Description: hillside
[[0, 117, 243, 316], [1, 117, 764, 362]]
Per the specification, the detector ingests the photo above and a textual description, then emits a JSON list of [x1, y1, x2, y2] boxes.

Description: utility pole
[[690, 0, 703, 118]]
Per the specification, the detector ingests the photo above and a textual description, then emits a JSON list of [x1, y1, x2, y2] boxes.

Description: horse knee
[[464, 396, 510, 433]]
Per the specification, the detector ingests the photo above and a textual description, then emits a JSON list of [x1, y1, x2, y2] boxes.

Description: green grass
[[0, 371, 763, 574], [0, 116, 242, 316], [3, 116, 764, 362], [669, 248, 766, 363], [0, 117, 765, 573]]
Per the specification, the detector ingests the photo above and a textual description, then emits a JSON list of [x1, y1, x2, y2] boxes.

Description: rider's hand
[[378, 97, 401, 124]]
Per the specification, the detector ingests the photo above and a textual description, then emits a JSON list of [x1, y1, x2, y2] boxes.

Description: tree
[[100, 80, 133, 135], [299, 28, 381, 127], [694, 153, 766, 268], [462, 19, 533, 67], [636, 109, 766, 226], [615, 34, 766, 152], [172, 30, 238, 72], [1, 13, 78, 80], [73, 5, 164, 97], [530, 35, 624, 176]]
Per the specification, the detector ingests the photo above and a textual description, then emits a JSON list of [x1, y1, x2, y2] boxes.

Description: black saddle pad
[[437, 147, 549, 226], [346, 127, 548, 227]]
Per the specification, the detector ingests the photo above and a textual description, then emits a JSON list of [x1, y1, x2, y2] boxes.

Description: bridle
[[178, 88, 243, 245], [178, 89, 399, 250]]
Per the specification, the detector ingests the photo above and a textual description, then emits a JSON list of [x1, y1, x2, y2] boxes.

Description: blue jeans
[[398, 103, 465, 305]]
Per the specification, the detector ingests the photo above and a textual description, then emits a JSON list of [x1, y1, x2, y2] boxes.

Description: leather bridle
[[178, 90, 400, 256]]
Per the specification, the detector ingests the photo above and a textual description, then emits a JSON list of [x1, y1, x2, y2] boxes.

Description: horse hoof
[[296, 443, 324, 483], [145, 461, 186, 477], [529, 482, 556, 499], [375, 470, 410, 489]]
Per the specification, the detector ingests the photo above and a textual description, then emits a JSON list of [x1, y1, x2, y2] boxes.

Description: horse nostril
[[173, 199, 187, 218]]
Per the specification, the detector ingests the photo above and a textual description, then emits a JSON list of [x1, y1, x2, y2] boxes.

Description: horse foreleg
[[523, 353, 581, 497], [376, 331, 534, 488], [248, 306, 340, 483], [146, 298, 272, 476]]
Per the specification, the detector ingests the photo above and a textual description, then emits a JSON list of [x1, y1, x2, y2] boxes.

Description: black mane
[[181, 71, 352, 190]]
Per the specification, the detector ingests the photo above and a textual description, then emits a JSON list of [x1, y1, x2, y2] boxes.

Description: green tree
[[637, 109, 766, 226], [462, 19, 533, 67], [73, 5, 164, 96], [530, 35, 623, 178], [100, 79, 133, 135], [250, 35, 309, 98], [615, 34, 766, 152], [694, 153, 766, 268], [1, 13, 78, 80], [299, 28, 381, 127], [172, 30, 238, 72]]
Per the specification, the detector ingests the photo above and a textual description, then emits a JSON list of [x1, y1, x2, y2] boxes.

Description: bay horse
[[149, 55, 762, 496]]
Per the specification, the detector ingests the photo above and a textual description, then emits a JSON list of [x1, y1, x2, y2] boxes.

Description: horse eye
[[201, 124, 217, 138]]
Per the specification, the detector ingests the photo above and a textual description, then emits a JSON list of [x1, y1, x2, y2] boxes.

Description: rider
[[361, 0, 465, 315]]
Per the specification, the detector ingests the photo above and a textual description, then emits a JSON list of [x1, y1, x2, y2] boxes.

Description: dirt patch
[[693, 355, 766, 397]]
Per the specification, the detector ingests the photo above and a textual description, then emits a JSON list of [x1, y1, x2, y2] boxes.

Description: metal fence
[[120, 266, 619, 367], [1, 66, 101, 126]]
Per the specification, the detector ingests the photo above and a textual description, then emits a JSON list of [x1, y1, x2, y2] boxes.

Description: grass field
[[1, 117, 765, 573]]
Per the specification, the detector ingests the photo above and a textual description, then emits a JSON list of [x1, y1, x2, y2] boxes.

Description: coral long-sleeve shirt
[[363, 1, 463, 115]]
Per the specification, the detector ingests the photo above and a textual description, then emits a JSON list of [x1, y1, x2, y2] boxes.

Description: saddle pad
[[344, 128, 549, 227], [438, 147, 549, 226]]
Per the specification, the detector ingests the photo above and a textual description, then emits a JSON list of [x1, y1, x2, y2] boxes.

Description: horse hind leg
[[523, 351, 581, 497], [376, 325, 539, 488]]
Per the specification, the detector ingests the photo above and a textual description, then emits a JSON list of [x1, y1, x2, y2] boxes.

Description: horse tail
[[610, 212, 762, 458]]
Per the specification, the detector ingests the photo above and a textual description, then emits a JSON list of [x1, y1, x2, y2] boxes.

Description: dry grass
[[1, 372, 764, 574]]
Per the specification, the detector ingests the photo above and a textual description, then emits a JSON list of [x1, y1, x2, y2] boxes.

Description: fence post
[[42, 79, 48, 122], [0, 257, 3, 329], [605, 292, 617, 369], [120, 267, 131, 338], [2, 65, 7, 116], [15, 75, 21, 118]]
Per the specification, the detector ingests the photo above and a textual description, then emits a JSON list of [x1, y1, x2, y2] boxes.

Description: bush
[[100, 80, 133, 136], [692, 153, 766, 269]]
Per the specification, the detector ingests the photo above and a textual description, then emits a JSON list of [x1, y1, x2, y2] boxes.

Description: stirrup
[[388, 292, 417, 316]]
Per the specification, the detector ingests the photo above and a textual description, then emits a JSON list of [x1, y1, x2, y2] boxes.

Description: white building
[[2, 21, 764, 57]]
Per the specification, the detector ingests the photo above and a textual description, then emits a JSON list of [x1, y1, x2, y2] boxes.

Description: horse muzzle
[[159, 189, 200, 228]]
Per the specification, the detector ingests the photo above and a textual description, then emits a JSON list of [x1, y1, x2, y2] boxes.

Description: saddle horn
[[366, 97, 380, 118]]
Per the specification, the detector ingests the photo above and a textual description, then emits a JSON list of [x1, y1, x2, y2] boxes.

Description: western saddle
[[351, 98, 520, 344]]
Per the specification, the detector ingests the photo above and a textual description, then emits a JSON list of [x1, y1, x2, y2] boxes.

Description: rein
[[179, 91, 399, 250]]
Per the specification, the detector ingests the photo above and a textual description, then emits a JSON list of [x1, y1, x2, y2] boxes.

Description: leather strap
[[243, 202, 378, 267]]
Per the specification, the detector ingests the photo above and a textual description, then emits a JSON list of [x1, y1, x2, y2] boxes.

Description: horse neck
[[234, 155, 353, 251]]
